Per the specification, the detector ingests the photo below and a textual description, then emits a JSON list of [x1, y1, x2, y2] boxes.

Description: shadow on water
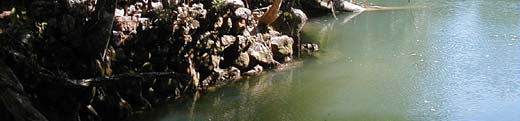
[[136, 0, 520, 120]]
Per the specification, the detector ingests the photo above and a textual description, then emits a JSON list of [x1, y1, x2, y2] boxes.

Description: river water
[[137, 0, 520, 120]]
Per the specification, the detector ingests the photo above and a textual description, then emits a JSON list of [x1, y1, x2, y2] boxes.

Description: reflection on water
[[137, 0, 520, 120]]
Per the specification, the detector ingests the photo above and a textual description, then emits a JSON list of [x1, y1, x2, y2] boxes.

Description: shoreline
[[0, 0, 367, 121]]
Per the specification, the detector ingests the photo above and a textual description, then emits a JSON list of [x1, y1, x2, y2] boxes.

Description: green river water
[[137, 0, 520, 120]]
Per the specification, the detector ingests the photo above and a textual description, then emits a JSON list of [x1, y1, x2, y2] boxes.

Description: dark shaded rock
[[151, 76, 177, 103], [113, 16, 139, 46], [218, 67, 241, 81], [233, 7, 251, 32], [234, 52, 250, 70], [116, 78, 152, 111], [201, 67, 241, 87], [220, 35, 237, 49], [199, 54, 223, 72], [237, 35, 252, 51], [271, 7, 307, 57], [301, 43, 320, 56], [272, 8, 307, 37], [91, 87, 132, 121], [0, 61, 48, 121], [300, 0, 333, 16], [79, 105, 101, 121], [244, 0, 270, 9]]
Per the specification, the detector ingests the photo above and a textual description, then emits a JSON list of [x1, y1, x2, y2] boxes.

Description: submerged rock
[[334, 0, 366, 12], [301, 43, 320, 56], [243, 65, 263, 76]]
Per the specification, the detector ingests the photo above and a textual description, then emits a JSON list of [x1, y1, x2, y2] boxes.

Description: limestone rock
[[272, 8, 307, 37], [247, 42, 275, 65], [243, 65, 263, 76], [301, 43, 320, 56], [226, 0, 245, 8], [234, 7, 251, 19], [270, 35, 294, 62], [234, 52, 250, 70], [201, 67, 241, 87], [221, 35, 237, 49], [334, 0, 366, 12], [113, 16, 139, 46]]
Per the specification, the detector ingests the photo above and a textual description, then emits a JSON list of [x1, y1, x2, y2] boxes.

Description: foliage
[[212, 0, 226, 11]]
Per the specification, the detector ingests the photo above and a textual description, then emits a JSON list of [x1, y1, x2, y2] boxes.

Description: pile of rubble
[[0, 0, 372, 120]]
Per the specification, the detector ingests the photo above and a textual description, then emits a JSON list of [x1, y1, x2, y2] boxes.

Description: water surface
[[138, 0, 520, 120]]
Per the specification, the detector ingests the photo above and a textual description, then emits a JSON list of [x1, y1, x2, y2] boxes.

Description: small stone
[[244, 65, 263, 76], [210, 55, 222, 70], [237, 35, 251, 51], [115, 8, 125, 17], [226, 0, 245, 8], [301, 43, 320, 55], [150, 1, 163, 11], [234, 7, 251, 19], [223, 67, 241, 81], [221, 35, 237, 48], [334, 0, 366, 12]]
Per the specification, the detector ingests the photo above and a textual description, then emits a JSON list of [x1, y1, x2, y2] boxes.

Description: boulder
[[272, 8, 307, 37], [270, 35, 293, 62], [334, 0, 366, 12], [234, 52, 250, 70], [271, 8, 307, 56], [201, 67, 241, 87], [116, 78, 152, 111], [220, 35, 237, 49], [237, 35, 252, 51], [226, 0, 245, 8], [247, 42, 275, 66], [301, 43, 320, 56], [243, 65, 263, 76], [234, 7, 252, 32], [234, 7, 251, 19], [113, 16, 139, 46]]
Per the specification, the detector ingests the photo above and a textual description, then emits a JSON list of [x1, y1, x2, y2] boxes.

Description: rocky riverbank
[[0, 0, 363, 121]]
